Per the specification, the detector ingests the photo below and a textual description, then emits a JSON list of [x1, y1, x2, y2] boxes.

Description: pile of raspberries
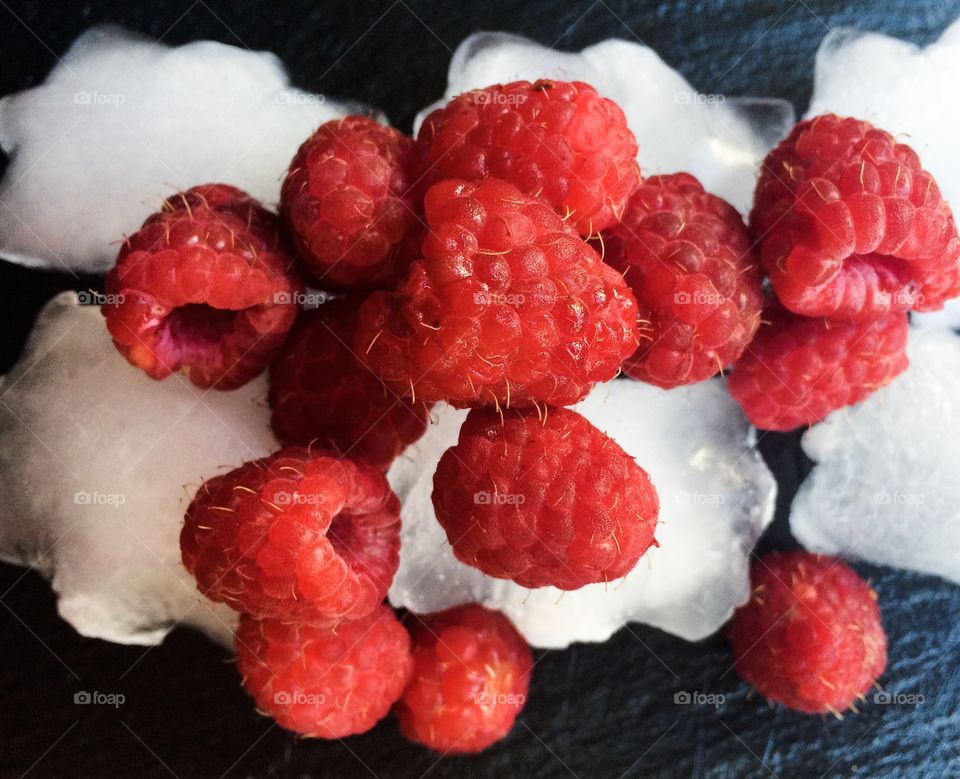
[[98, 78, 957, 750]]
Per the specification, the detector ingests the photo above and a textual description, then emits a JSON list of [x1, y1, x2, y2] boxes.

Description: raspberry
[[602, 173, 763, 387], [181, 447, 400, 623], [269, 298, 429, 470], [727, 304, 908, 431], [102, 184, 300, 389], [280, 116, 421, 289], [236, 606, 413, 738], [395, 604, 532, 753], [356, 178, 639, 408], [750, 114, 960, 321], [416, 80, 640, 235], [432, 407, 659, 589], [728, 551, 887, 715]]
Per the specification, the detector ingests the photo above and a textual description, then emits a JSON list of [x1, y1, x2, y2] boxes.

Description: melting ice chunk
[[414, 31, 795, 215], [0, 25, 358, 274], [388, 379, 776, 648], [791, 328, 960, 585], [806, 20, 960, 329], [0, 293, 279, 645]]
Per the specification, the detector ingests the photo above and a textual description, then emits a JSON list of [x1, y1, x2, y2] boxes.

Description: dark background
[[1, 1, 959, 777]]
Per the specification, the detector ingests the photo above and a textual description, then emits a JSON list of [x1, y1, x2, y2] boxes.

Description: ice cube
[[791, 328, 960, 585], [0, 292, 279, 645], [0, 25, 361, 274], [806, 20, 960, 329], [414, 31, 795, 215], [388, 379, 776, 648]]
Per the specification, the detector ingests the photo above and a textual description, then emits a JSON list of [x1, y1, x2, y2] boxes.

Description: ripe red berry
[[727, 304, 908, 431], [728, 551, 887, 715], [102, 184, 300, 389], [181, 447, 400, 623], [268, 298, 429, 470], [280, 116, 421, 289], [432, 407, 659, 590], [750, 113, 960, 321], [416, 80, 640, 235], [602, 173, 763, 387], [395, 604, 532, 754], [356, 178, 640, 409], [236, 606, 413, 738]]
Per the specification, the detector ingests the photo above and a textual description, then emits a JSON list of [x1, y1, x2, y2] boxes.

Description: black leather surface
[[0, 1, 958, 776]]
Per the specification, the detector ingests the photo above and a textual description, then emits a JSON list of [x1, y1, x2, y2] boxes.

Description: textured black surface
[[1, 1, 959, 777]]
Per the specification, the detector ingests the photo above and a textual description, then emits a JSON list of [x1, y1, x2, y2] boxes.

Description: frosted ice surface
[[807, 20, 960, 329], [0, 293, 279, 645], [388, 379, 776, 648], [414, 32, 795, 215], [791, 328, 960, 585], [0, 25, 359, 274]]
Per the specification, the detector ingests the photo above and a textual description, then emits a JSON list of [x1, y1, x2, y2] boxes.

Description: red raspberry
[[236, 606, 413, 738], [280, 116, 421, 289], [432, 407, 659, 589], [356, 178, 639, 408], [102, 184, 300, 389], [750, 114, 960, 321], [395, 604, 532, 753], [727, 305, 908, 431], [269, 298, 429, 470], [728, 551, 887, 715], [181, 447, 400, 623], [416, 80, 640, 235], [602, 173, 763, 388]]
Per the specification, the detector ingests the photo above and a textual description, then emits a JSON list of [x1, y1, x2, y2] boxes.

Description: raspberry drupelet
[[236, 606, 413, 738], [727, 304, 908, 431], [416, 79, 641, 235], [750, 113, 960, 321], [395, 604, 532, 753], [432, 406, 659, 590], [280, 116, 422, 289], [356, 178, 640, 409], [102, 183, 300, 389], [268, 298, 429, 470], [181, 447, 400, 624], [602, 173, 763, 388], [728, 551, 887, 715]]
